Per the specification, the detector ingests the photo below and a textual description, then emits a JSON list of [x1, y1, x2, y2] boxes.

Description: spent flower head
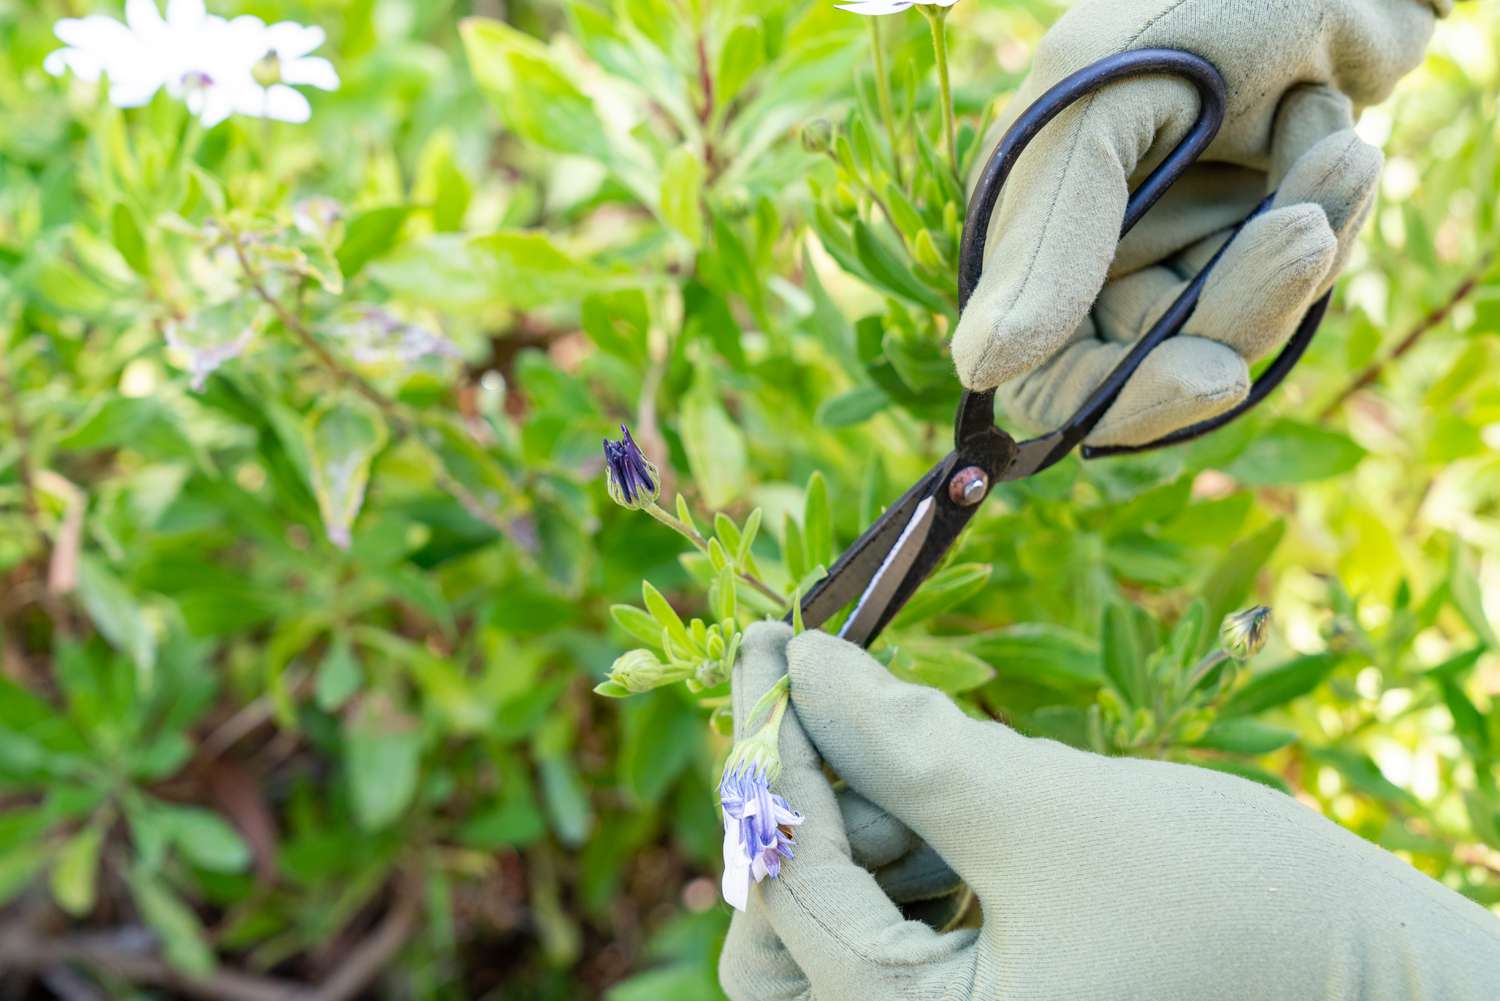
[[602, 423, 660, 510], [719, 676, 802, 910], [1221, 605, 1272, 661], [719, 761, 803, 911]]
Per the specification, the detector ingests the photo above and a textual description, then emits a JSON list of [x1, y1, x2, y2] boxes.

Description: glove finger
[[719, 910, 807, 1001], [1269, 127, 1383, 294], [838, 786, 917, 870], [952, 73, 1201, 392], [740, 626, 977, 998], [838, 788, 963, 903], [785, 629, 1025, 880], [998, 334, 1250, 449], [1096, 203, 1339, 364], [1269, 84, 1356, 188], [873, 842, 964, 904]]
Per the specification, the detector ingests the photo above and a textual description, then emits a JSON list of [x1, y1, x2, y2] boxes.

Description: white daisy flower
[[190, 16, 340, 126], [44, 1, 338, 126]]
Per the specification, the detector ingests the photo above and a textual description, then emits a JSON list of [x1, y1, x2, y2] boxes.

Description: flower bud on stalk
[[800, 118, 834, 155], [1221, 605, 1272, 661], [602, 423, 660, 510], [604, 648, 686, 693], [719, 677, 804, 911]]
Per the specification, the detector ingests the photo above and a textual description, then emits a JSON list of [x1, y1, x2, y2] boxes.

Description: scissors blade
[[795, 456, 953, 633], [837, 495, 936, 646]]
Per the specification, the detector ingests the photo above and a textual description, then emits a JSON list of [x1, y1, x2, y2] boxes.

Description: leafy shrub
[[0, 1, 1497, 997]]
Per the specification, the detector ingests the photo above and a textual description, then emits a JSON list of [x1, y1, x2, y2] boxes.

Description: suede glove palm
[[720, 623, 1500, 1001], [953, 0, 1445, 446]]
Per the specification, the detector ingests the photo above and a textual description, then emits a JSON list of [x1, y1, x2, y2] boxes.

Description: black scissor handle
[[954, 48, 1331, 467]]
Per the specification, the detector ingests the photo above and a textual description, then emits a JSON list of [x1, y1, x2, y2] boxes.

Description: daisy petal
[[266, 21, 325, 59], [55, 15, 136, 52], [107, 72, 164, 107], [165, 0, 207, 26], [834, 1, 914, 13], [262, 83, 311, 123], [281, 56, 339, 91]]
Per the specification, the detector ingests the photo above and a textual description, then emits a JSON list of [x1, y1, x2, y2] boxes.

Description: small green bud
[[606, 648, 686, 693], [800, 119, 834, 155], [252, 51, 283, 88], [1221, 605, 1272, 661]]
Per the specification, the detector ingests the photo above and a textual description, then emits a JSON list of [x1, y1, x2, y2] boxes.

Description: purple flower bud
[[603, 423, 660, 510]]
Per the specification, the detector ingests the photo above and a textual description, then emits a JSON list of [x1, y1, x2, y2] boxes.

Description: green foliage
[[1, 0, 1499, 997]]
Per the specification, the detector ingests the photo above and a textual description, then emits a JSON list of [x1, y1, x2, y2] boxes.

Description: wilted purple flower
[[719, 761, 803, 911], [602, 424, 660, 510], [1221, 605, 1272, 661]]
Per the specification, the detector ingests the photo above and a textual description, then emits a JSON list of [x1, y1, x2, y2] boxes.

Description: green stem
[[644, 501, 787, 607], [921, 5, 957, 178], [867, 16, 903, 187]]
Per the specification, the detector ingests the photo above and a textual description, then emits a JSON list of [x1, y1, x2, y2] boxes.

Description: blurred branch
[[1319, 249, 1495, 420], [230, 232, 523, 537], [0, 350, 73, 632], [0, 871, 421, 1001]]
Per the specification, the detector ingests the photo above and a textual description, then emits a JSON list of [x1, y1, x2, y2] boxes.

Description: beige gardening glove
[[720, 623, 1500, 1001], [953, 0, 1450, 447]]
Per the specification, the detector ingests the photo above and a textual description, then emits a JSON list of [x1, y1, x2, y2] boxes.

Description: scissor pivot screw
[[949, 466, 989, 506]]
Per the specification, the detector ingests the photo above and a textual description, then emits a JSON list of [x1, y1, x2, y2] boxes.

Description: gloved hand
[[720, 622, 1500, 1001], [952, 0, 1449, 447]]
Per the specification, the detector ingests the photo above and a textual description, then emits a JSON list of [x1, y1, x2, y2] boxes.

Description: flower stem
[[644, 501, 788, 607], [867, 16, 903, 187], [921, 5, 957, 178]]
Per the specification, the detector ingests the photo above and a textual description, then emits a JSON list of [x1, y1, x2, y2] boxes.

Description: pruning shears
[[792, 49, 1331, 648]]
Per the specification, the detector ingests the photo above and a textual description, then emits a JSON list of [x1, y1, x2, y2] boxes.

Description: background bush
[[1, 1, 1498, 997]]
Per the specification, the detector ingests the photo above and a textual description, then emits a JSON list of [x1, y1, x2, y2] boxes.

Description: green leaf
[[1309, 747, 1420, 809], [894, 642, 995, 694], [1202, 519, 1284, 628], [971, 623, 1103, 687], [816, 385, 889, 427], [642, 581, 693, 653], [368, 231, 631, 314], [851, 220, 950, 313], [461, 17, 650, 197], [539, 755, 593, 846], [783, 513, 807, 583], [659, 146, 705, 246], [50, 823, 104, 916], [803, 471, 833, 569], [1222, 420, 1366, 486], [1100, 601, 1145, 706], [77, 555, 156, 677], [1451, 546, 1498, 649], [305, 398, 388, 550], [344, 698, 422, 830], [315, 633, 363, 712], [1193, 717, 1297, 755], [111, 201, 149, 275], [611, 605, 663, 647], [335, 205, 410, 277], [680, 369, 748, 509], [1222, 653, 1340, 717], [130, 872, 214, 975], [891, 563, 990, 627], [159, 804, 251, 873]]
